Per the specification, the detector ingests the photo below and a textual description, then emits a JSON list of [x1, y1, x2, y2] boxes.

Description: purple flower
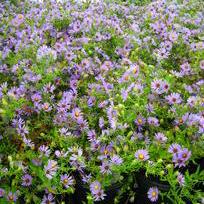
[[87, 130, 97, 142], [177, 148, 191, 163], [42, 102, 52, 112], [71, 108, 83, 121], [44, 160, 58, 179], [11, 14, 24, 27], [177, 172, 185, 186], [41, 193, 55, 204], [168, 143, 182, 154], [151, 79, 169, 94], [169, 31, 178, 42], [100, 161, 112, 174], [90, 181, 106, 201], [43, 83, 55, 94], [60, 174, 74, 189], [135, 149, 149, 161], [187, 96, 197, 107], [39, 145, 50, 157], [93, 189, 106, 201], [0, 188, 5, 198], [110, 155, 123, 165], [7, 192, 17, 202], [200, 60, 204, 70], [22, 174, 33, 186], [147, 187, 159, 202], [90, 181, 102, 194], [154, 133, 167, 144], [147, 117, 159, 127], [31, 93, 42, 103], [166, 93, 182, 105], [135, 115, 146, 128]]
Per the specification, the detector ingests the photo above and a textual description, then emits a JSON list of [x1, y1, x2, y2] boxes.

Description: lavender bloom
[[22, 174, 33, 186], [166, 93, 182, 105], [93, 189, 106, 201], [11, 14, 24, 27], [41, 193, 55, 204], [168, 143, 182, 154], [187, 96, 198, 107], [43, 83, 55, 94], [0, 188, 5, 198], [135, 149, 149, 161], [60, 174, 74, 189], [42, 102, 52, 112], [36, 45, 57, 61], [200, 60, 204, 70], [154, 133, 167, 144], [44, 160, 58, 179], [90, 181, 106, 201], [100, 161, 112, 175], [71, 108, 83, 121], [177, 172, 185, 186], [31, 93, 42, 103], [7, 192, 17, 202], [135, 115, 146, 129], [147, 187, 159, 202], [147, 117, 159, 127], [87, 130, 97, 142], [151, 79, 169, 94], [90, 181, 102, 194], [110, 155, 123, 165], [39, 145, 51, 157]]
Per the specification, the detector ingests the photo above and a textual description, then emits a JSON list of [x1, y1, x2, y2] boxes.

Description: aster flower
[[168, 143, 182, 154], [31, 93, 42, 103], [71, 108, 83, 121], [200, 60, 204, 70], [177, 172, 185, 186], [135, 115, 146, 129], [110, 155, 123, 165], [87, 130, 97, 142], [22, 174, 33, 186], [7, 192, 17, 202], [41, 193, 55, 204], [100, 161, 112, 175], [39, 145, 50, 157], [147, 187, 159, 202], [0, 188, 5, 198], [60, 174, 74, 189], [44, 160, 58, 180], [147, 117, 159, 127], [43, 83, 55, 94], [135, 149, 149, 161], [11, 14, 24, 27], [41, 102, 52, 112], [187, 96, 198, 107], [93, 189, 106, 201], [36, 45, 57, 61], [90, 181, 102, 195], [154, 132, 167, 144], [166, 93, 182, 105]]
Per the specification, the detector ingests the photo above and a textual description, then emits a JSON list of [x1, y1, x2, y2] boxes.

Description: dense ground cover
[[0, 0, 204, 203]]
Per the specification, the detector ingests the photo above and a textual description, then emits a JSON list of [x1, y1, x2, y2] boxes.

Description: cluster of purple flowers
[[0, 0, 203, 203]]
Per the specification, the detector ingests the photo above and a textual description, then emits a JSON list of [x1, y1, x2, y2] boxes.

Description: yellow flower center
[[104, 149, 108, 155], [139, 154, 144, 160], [63, 179, 68, 184], [75, 111, 79, 117], [152, 191, 157, 197], [124, 75, 129, 81], [94, 185, 99, 190], [18, 14, 24, 19], [137, 118, 143, 124]]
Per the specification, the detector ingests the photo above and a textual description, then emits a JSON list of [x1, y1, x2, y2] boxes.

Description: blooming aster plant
[[0, 0, 204, 203]]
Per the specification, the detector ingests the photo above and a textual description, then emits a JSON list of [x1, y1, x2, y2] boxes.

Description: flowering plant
[[0, 0, 204, 203]]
